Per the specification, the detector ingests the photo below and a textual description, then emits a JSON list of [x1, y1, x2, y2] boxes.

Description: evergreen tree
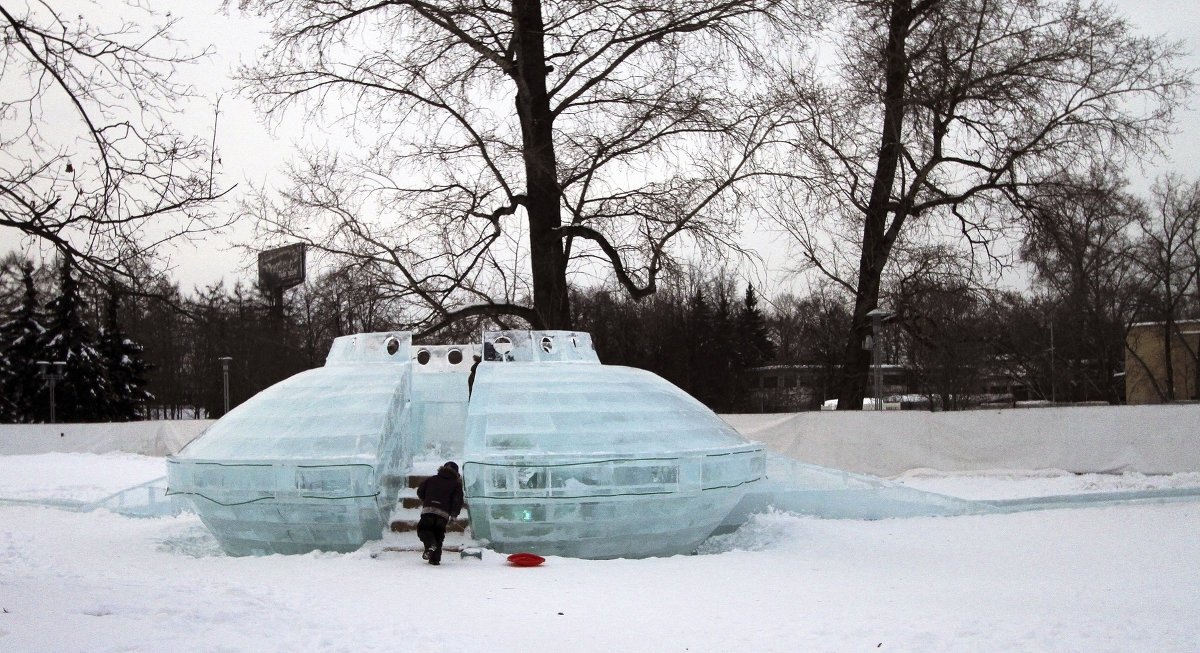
[[685, 287, 716, 406], [709, 281, 739, 412], [99, 284, 154, 421], [0, 262, 47, 422], [738, 285, 776, 368], [41, 256, 109, 422]]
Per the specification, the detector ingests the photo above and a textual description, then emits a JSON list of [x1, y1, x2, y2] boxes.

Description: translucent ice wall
[[464, 330, 766, 559], [409, 344, 475, 458], [166, 332, 414, 555]]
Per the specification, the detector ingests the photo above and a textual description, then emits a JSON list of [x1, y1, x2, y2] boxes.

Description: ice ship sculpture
[[463, 330, 766, 559], [166, 329, 766, 558]]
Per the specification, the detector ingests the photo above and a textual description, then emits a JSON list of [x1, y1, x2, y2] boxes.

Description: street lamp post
[[219, 356, 232, 415], [37, 360, 66, 423], [1049, 320, 1056, 404], [866, 308, 890, 411]]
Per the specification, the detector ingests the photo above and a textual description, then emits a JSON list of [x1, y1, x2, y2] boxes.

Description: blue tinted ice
[[463, 330, 766, 559], [409, 344, 474, 457], [714, 453, 998, 534], [166, 332, 414, 555]]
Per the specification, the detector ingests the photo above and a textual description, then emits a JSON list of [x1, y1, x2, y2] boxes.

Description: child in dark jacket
[[415, 461, 464, 565]]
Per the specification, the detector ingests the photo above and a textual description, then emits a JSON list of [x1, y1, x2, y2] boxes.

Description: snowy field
[[2, 452, 1198, 652]]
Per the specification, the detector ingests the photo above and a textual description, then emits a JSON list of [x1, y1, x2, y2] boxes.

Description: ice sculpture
[[166, 332, 414, 555], [462, 330, 766, 559]]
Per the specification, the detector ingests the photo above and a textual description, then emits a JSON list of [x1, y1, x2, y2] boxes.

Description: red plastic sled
[[506, 553, 546, 567]]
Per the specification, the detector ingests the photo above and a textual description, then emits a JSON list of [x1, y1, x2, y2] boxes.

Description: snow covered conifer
[[41, 255, 109, 423], [0, 262, 47, 422], [98, 283, 153, 421]]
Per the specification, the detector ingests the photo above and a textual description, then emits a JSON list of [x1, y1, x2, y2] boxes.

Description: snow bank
[[0, 420, 211, 457], [2, 403, 1197, 476], [723, 404, 1200, 476]]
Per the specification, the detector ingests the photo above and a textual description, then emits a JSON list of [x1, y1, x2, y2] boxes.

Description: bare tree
[[893, 273, 992, 409], [1, 1, 230, 286], [1131, 174, 1200, 400], [1019, 165, 1142, 403], [767, 281, 853, 406], [770, 0, 1191, 408], [235, 0, 814, 333]]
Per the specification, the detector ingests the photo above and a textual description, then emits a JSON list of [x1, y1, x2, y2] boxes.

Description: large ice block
[[166, 332, 414, 555], [463, 330, 766, 559], [409, 344, 475, 457]]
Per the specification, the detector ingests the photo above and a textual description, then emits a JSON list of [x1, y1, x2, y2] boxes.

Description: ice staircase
[[389, 470, 471, 535]]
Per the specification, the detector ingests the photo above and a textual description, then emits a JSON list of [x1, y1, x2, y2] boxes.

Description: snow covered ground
[[2, 452, 1198, 652]]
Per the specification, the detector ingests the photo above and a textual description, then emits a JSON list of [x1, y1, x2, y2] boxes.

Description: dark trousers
[[416, 513, 449, 561]]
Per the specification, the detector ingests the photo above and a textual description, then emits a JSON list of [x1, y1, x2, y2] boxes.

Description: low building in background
[[1125, 319, 1200, 404]]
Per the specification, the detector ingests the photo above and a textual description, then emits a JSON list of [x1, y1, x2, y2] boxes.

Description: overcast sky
[[3, 0, 1199, 296]]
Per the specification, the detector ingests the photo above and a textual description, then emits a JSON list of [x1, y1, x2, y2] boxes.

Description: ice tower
[[409, 343, 475, 457], [166, 333, 414, 555], [463, 330, 767, 559]]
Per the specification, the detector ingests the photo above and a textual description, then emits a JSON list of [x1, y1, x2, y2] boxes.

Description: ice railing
[[412, 343, 477, 372], [465, 446, 765, 501], [325, 331, 412, 365], [0, 476, 184, 518], [165, 461, 383, 506]]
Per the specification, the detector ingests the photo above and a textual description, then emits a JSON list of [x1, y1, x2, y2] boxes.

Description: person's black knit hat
[[444, 461, 458, 471]]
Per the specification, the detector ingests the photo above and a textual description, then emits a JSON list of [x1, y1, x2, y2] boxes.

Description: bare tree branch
[[0, 1, 232, 288]]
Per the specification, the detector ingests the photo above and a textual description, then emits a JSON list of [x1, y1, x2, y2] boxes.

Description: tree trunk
[[513, 0, 571, 330], [836, 0, 912, 410], [1162, 319, 1175, 401]]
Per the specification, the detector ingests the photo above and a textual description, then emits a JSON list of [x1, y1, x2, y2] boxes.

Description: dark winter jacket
[[416, 465, 464, 519]]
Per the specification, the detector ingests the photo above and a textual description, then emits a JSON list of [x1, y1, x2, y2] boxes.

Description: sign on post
[[258, 243, 306, 316], [258, 243, 306, 290]]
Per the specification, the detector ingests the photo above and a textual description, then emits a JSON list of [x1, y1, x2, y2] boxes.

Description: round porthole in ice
[[494, 336, 513, 357], [448, 348, 463, 365], [385, 336, 400, 356], [416, 349, 431, 365], [540, 336, 553, 353]]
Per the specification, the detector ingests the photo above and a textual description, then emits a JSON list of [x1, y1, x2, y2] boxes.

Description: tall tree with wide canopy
[[771, 0, 1191, 408], [236, 0, 812, 332], [41, 254, 109, 422], [1131, 174, 1200, 401], [1018, 165, 1143, 403], [98, 283, 154, 421]]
